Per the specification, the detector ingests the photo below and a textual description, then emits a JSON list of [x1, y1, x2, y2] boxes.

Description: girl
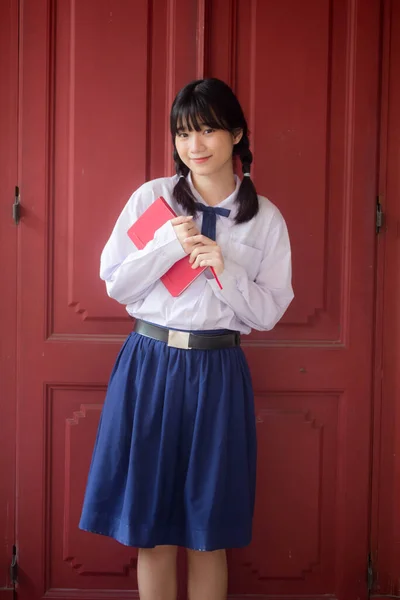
[[79, 78, 294, 600]]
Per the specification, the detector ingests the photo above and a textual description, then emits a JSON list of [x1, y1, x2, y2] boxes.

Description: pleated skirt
[[79, 327, 257, 551]]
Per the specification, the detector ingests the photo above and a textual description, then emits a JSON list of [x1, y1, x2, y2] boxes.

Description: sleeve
[[207, 209, 294, 331], [100, 183, 186, 305]]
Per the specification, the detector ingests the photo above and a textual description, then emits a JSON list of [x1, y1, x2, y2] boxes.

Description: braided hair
[[170, 78, 259, 224]]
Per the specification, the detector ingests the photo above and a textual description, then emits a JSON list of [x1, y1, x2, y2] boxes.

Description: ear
[[232, 128, 243, 145]]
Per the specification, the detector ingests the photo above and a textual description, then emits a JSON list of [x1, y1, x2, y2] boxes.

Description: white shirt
[[100, 174, 294, 334]]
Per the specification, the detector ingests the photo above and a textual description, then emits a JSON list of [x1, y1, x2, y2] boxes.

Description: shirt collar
[[186, 172, 240, 218]]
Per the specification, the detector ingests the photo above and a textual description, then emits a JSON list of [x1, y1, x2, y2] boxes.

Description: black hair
[[170, 78, 259, 224]]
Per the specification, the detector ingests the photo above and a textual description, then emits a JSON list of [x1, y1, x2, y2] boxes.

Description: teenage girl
[[79, 78, 294, 600]]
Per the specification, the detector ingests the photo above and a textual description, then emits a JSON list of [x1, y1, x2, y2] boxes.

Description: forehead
[[176, 114, 210, 131], [177, 119, 208, 132], [173, 101, 227, 133]]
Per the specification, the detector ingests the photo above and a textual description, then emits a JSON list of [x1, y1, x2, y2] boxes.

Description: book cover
[[127, 196, 208, 297]]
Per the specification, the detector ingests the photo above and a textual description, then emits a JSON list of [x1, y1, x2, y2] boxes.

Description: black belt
[[134, 320, 240, 350]]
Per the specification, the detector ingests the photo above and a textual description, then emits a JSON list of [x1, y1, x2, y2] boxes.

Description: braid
[[234, 133, 259, 223], [236, 133, 252, 175], [172, 147, 198, 216]]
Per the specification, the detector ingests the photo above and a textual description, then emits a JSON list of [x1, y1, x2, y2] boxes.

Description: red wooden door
[[206, 2, 380, 598], [15, 1, 380, 599], [371, 0, 400, 595], [0, 0, 18, 597]]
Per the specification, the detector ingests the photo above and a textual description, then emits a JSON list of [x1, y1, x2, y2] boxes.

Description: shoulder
[[254, 195, 291, 257], [243, 194, 288, 235], [257, 195, 290, 249], [256, 195, 286, 227]]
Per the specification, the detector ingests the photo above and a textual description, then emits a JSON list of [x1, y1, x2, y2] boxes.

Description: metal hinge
[[10, 544, 18, 585], [13, 186, 20, 225], [367, 552, 374, 593], [376, 196, 383, 234]]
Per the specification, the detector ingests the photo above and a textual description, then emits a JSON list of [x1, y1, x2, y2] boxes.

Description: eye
[[177, 132, 188, 139], [203, 128, 214, 135]]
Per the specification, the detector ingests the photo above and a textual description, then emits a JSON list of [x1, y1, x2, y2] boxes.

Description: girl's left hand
[[184, 234, 225, 276]]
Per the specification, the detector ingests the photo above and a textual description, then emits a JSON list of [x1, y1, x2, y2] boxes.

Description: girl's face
[[175, 122, 242, 178]]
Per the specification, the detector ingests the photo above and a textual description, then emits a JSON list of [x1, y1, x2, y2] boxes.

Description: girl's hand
[[186, 234, 225, 276], [171, 216, 201, 254]]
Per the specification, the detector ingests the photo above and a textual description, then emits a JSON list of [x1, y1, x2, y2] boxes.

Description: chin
[[191, 165, 221, 177]]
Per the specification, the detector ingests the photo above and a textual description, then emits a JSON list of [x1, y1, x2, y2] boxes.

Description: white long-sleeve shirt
[[100, 174, 294, 334]]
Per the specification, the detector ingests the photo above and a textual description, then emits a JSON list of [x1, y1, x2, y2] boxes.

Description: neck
[[191, 165, 236, 206]]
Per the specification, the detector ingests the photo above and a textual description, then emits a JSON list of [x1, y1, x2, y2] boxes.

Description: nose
[[189, 132, 205, 154]]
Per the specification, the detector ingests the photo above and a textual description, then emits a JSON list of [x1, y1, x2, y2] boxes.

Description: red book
[[127, 196, 221, 297]]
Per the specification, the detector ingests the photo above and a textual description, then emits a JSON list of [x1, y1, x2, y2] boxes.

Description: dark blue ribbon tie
[[195, 202, 231, 241]]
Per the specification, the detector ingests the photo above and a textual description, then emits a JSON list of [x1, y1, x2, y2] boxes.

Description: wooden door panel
[[50, 386, 139, 585], [51, 0, 200, 336], [236, 0, 331, 329], [52, 0, 149, 331], [212, 0, 375, 343], [229, 392, 338, 595], [208, 1, 380, 598]]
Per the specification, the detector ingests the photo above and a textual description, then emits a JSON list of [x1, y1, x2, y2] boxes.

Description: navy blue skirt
[[79, 327, 257, 551]]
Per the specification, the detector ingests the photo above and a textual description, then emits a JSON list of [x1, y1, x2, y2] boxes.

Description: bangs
[[171, 92, 229, 135]]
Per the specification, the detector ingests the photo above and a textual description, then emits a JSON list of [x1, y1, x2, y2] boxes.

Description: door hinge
[[10, 544, 18, 585], [13, 186, 20, 225], [376, 196, 383, 234], [367, 552, 374, 593]]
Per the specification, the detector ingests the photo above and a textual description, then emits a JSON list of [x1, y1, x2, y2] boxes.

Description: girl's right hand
[[171, 216, 201, 254]]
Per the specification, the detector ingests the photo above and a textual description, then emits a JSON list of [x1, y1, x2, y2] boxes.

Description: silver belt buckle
[[168, 330, 191, 350]]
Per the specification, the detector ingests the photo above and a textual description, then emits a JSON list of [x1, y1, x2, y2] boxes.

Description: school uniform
[[79, 173, 294, 551]]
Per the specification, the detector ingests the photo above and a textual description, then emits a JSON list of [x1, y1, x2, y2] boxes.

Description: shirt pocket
[[225, 238, 263, 281]]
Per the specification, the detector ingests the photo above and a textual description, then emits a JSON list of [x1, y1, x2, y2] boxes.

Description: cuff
[[154, 220, 187, 263]]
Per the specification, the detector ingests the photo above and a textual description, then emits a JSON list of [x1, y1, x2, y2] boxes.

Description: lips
[[191, 157, 211, 164]]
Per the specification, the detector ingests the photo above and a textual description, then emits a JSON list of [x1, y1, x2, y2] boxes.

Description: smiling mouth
[[191, 157, 211, 163]]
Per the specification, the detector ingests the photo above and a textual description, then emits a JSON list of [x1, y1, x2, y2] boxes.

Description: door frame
[[370, 0, 400, 596], [0, 0, 18, 593]]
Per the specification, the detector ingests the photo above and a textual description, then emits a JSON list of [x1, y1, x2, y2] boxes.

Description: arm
[[206, 210, 294, 331], [100, 184, 186, 305]]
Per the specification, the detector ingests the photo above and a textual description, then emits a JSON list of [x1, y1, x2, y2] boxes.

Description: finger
[[184, 234, 216, 245], [181, 226, 197, 239], [187, 241, 203, 252], [192, 255, 217, 269], [191, 251, 215, 268], [199, 259, 214, 268], [192, 256, 203, 269], [185, 234, 214, 244], [171, 215, 193, 225], [199, 258, 224, 271], [189, 246, 218, 263], [190, 249, 204, 268], [189, 244, 215, 257], [189, 247, 203, 264]]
